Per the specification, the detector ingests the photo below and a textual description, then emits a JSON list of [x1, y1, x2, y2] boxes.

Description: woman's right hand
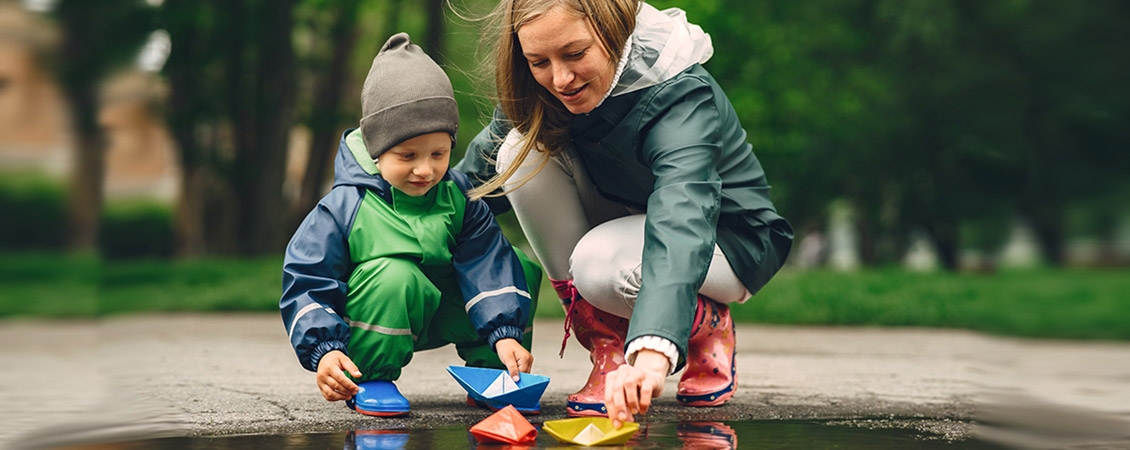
[[316, 350, 362, 401], [603, 348, 671, 429]]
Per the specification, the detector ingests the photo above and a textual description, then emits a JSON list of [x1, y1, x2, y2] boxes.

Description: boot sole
[[676, 383, 734, 407], [355, 408, 410, 417]]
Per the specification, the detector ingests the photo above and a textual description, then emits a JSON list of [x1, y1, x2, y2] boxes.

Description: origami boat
[[542, 417, 640, 446], [468, 405, 538, 444], [446, 366, 550, 413]]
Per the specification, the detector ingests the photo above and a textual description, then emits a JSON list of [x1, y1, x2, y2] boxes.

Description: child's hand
[[316, 350, 362, 402], [494, 338, 533, 382]]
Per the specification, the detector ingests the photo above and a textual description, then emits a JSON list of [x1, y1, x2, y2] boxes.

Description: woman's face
[[517, 6, 615, 114]]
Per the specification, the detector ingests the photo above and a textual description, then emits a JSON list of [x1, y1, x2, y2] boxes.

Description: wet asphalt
[[2, 313, 1128, 449]]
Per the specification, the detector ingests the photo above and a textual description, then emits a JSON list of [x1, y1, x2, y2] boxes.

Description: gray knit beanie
[[360, 33, 458, 159]]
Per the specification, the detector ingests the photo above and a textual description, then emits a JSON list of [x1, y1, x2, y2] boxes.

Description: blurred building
[[0, 3, 179, 204], [0, 2, 68, 178]]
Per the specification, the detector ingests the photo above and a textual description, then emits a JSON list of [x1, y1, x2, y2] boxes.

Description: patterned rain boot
[[551, 278, 629, 417], [676, 295, 737, 407]]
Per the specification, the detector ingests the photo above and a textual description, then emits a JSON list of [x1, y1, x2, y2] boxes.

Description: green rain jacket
[[455, 3, 792, 370]]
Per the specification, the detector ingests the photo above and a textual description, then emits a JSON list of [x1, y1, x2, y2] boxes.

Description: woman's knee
[[570, 216, 646, 319]]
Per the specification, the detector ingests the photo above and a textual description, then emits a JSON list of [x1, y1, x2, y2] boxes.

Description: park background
[[0, 0, 1127, 341]]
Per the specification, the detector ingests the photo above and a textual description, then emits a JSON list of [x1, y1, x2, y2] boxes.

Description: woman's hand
[[604, 348, 671, 429], [315, 350, 361, 402], [495, 338, 534, 381]]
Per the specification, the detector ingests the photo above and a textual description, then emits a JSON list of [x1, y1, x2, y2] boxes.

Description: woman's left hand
[[604, 349, 670, 429]]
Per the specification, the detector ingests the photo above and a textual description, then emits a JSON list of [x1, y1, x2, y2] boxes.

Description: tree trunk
[[232, 0, 296, 256], [1021, 201, 1066, 266], [58, 3, 105, 252], [292, 0, 362, 231], [926, 220, 960, 271], [165, 1, 206, 257], [424, 0, 446, 62]]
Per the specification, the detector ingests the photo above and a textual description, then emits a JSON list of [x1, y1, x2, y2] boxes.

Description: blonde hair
[[466, 0, 639, 200]]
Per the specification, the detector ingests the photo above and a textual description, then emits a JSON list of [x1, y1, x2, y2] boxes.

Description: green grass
[[2, 252, 1127, 341], [739, 268, 1130, 341]]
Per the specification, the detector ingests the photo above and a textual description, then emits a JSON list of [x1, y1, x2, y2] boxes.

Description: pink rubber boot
[[676, 295, 737, 407], [551, 279, 629, 417]]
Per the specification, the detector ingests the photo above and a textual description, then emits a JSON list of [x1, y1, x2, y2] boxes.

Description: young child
[[280, 33, 541, 417]]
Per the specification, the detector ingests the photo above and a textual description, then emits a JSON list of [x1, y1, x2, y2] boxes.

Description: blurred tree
[[54, 0, 156, 252], [162, 0, 219, 257], [290, 0, 364, 230], [163, 0, 296, 257], [667, 0, 1128, 270], [228, 0, 296, 256]]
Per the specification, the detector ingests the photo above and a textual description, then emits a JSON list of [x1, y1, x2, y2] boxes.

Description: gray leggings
[[497, 129, 749, 319]]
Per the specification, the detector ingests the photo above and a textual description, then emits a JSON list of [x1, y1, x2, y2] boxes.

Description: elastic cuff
[[487, 325, 525, 351], [308, 339, 349, 372], [625, 336, 679, 376]]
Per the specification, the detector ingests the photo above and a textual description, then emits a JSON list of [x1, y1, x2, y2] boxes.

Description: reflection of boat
[[344, 429, 409, 450], [447, 366, 549, 414], [677, 421, 738, 449], [542, 417, 640, 446]]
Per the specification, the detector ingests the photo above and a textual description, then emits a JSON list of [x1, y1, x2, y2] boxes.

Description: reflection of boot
[[551, 279, 629, 417], [676, 421, 738, 449], [345, 429, 410, 450], [676, 296, 737, 407]]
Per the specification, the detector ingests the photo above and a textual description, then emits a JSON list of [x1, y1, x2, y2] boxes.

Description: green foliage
[[648, 0, 1130, 266], [99, 201, 175, 260], [3, 253, 1126, 341], [737, 268, 1130, 340], [0, 173, 68, 251]]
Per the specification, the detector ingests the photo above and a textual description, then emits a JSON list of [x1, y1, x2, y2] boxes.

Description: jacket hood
[[332, 128, 388, 193], [610, 2, 714, 97]]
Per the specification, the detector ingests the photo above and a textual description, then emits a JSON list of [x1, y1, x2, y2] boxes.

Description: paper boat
[[447, 366, 549, 412], [469, 405, 538, 444], [542, 417, 640, 446]]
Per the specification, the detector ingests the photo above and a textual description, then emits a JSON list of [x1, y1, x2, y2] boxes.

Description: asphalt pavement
[[2, 313, 1128, 449]]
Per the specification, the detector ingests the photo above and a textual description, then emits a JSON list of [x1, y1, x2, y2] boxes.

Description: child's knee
[[350, 257, 439, 299]]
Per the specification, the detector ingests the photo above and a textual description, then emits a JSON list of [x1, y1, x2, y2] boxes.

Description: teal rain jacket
[[454, 3, 792, 371]]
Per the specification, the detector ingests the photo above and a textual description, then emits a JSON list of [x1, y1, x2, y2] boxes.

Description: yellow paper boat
[[542, 417, 640, 446]]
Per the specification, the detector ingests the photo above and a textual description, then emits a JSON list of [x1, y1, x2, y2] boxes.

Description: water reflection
[[104, 419, 1008, 449], [345, 430, 411, 450], [339, 421, 740, 450], [675, 422, 737, 449]]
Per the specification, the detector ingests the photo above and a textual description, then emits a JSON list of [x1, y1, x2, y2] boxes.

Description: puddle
[[107, 420, 1006, 449]]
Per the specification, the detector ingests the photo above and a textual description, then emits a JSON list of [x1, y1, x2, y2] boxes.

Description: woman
[[455, 0, 793, 427]]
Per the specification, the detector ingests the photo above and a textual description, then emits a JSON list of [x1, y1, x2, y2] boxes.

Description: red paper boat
[[469, 405, 538, 445]]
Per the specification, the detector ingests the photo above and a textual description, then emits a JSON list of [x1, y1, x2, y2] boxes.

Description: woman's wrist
[[632, 349, 672, 376], [625, 336, 679, 375]]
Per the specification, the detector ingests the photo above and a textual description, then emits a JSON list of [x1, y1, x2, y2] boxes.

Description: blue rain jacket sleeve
[[280, 187, 360, 372], [449, 170, 531, 349]]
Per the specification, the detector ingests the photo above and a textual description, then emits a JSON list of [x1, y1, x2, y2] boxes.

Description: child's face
[[377, 132, 451, 197]]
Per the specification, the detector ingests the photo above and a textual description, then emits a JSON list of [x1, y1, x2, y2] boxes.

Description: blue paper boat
[[447, 366, 549, 413]]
